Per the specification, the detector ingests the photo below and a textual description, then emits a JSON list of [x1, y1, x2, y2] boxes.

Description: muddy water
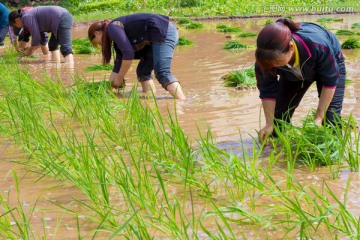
[[1, 14, 360, 238]]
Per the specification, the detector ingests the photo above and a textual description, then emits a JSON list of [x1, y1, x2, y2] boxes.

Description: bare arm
[[25, 45, 40, 56], [112, 59, 132, 88], [314, 87, 336, 125], [259, 99, 276, 141]]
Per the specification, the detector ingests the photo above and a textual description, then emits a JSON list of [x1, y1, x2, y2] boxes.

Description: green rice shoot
[[317, 17, 343, 22], [72, 38, 99, 54], [223, 40, 249, 50], [237, 32, 257, 37], [351, 22, 360, 29], [341, 37, 360, 49], [335, 30, 355, 35], [178, 36, 193, 45], [177, 18, 191, 24], [185, 22, 204, 29], [222, 66, 256, 88], [84, 64, 114, 72]]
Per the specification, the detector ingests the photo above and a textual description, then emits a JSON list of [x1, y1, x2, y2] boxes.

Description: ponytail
[[101, 20, 112, 65], [276, 18, 301, 32]]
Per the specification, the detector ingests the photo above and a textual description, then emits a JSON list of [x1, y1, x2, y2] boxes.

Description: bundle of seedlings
[[341, 37, 360, 49], [222, 66, 256, 89], [72, 38, 99, 54], [178, 36, 193, 45], [216, 24, 242, 33], [84, 64, 114, 72], [223, 40, 249, 50], [273, 116, 342, 167]]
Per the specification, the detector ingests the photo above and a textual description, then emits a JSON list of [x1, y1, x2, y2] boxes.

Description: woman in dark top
[[9, 6, 73, 63], [88, 13, 186, 100], [255, 18, 346, 141], [11, 7, 49, 54]]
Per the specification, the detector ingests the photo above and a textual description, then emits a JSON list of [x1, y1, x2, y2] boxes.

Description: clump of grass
[[335, 30, 355, 36], [237, 32, 257, 37], [177, 18, 191, 24], [293, 120, 342, 166], [341, 37, 360, 49], [216, 24, 228, 29], [265, 19, 273, 26], [185, 22, 204, 29], [351, 22, 360, 29], [283, 14, 293, 20], [72, 38, 99, 54], [178, 36, 193, 45], [223, 40, 249, 50], [84, 64, 114, 72], [78, 80, 114, 97], [222, 66, 256, 88], [317, 17, 343, 22], [216, 24, 242, 33]]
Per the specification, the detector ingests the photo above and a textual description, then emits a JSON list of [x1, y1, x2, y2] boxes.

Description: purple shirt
[[22, 6, 67, 46]]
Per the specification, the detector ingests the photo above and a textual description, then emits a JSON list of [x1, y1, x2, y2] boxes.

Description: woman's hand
[[259, 123, 274, 142], [314, 116, 323, 127], [112, 79, 125, 89]]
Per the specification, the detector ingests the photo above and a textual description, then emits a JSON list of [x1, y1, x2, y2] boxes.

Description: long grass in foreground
[[0, 55, 359, 238]]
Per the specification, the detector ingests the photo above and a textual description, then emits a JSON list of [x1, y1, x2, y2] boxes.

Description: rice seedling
[[341, 37, 360, 49], [84, 64, 114, 72], [216, 24, 228, 29], [178, 36, 193, 45], [222, 66, 256, 88], [317, 17, 343, 22], [237, 32, 257, 37], [264, 19, 274, 26], [335, 30, 356, 35], [185, 22, 204, 29], [216, 25, 242, 33], [351, 22, 360, 29], [177, 18, 191, 24], [72, 38, 99, 54], [223, 40, 249, 50]]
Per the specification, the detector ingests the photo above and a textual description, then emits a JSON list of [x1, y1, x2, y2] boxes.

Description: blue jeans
[[151, 22, 179, 89], [0, 25, 9, 43], [48, 11, 73, 57]]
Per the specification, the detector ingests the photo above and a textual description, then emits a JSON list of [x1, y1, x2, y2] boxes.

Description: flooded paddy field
[[0, 13, 360, 239]]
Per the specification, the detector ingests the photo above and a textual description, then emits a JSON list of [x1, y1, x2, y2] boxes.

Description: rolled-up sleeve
[[108, 23, 135, 60]]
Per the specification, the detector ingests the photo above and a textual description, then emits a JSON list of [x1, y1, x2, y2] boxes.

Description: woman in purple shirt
[[9, 6, 73, 63], [88, 13, 185, 100]]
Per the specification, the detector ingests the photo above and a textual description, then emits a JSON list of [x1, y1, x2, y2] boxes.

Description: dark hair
[[88, 20, 112, 65], [8, 9, 22, 25], [255, 18, 301, 71]]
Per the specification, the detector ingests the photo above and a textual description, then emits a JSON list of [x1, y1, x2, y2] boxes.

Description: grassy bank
[[57, 0, 360, 22]]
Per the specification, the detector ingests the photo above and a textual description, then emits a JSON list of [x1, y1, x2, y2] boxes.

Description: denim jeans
[[151, 22, 179, 89], [0, 25, 9, 43], [48, 11, 73, 56]]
